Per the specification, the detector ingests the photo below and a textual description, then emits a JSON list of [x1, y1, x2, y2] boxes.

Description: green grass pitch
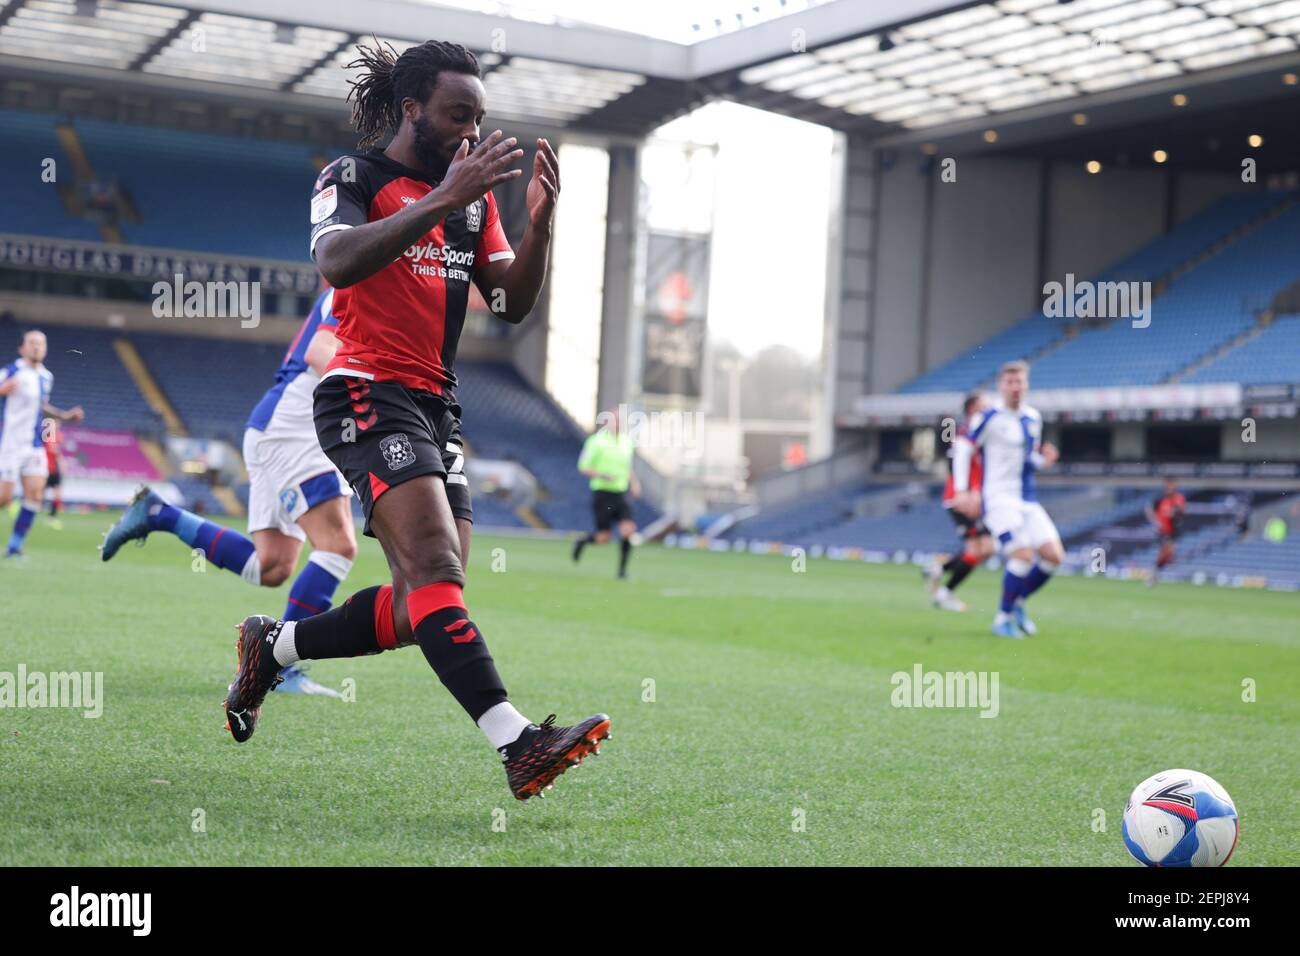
[[1, 512, 1296, 865]]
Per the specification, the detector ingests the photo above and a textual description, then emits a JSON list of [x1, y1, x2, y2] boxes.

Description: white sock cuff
[[1037, 559, 1059, 573], [240, 552, 262, 586], [477, 701, 533, 750], [308, 550, 353, 581], [21, 499, 41, 511], [1006, 557, 1033, 577], [272, 620, 300, 666]]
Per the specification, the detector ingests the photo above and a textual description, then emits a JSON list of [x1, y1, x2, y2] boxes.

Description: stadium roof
[[0, 0, 1297, 138]]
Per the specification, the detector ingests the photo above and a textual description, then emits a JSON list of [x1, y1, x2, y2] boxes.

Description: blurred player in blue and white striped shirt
[[951, 360, 1062, 639], [0, 329, 84, 557], [101, 289, 356, 694]]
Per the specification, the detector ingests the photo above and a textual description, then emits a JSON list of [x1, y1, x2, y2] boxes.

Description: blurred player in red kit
[[924, 394, 994, 611], [44, 421, 64, 527], [1146, 477, 1186, 587]]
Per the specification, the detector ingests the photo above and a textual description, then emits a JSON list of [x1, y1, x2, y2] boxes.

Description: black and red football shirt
[[308, 149, 514, 394], [1153, 491, 1186, 536], [943, 425, 983, 507]]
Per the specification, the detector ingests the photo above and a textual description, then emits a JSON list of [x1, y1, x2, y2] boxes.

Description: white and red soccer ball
[[1122, 769, 1238, 866]]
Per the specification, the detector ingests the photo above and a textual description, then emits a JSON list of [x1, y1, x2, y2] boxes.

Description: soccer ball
[[1122, 769, 1238, 866]]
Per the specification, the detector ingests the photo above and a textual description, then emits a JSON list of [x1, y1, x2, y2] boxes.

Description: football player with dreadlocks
[[221, 38, 610, 801]]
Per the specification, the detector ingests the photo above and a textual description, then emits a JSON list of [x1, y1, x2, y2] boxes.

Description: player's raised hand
[[527, 138, 560, 230], [431, 130, 524, 210]]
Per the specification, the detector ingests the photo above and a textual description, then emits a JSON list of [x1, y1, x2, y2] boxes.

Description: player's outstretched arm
[[315, 131, 524, 289], [43, 401, 84, 423], [475, 138, 559, 325]]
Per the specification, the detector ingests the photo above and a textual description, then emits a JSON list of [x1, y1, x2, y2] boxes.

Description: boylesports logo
[[379, 433, 416, 471], [403, 241, 475, 268]]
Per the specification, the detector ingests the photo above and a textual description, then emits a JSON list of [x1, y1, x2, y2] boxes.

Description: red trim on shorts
[[368, 471, 390, 501], [406, 582, 465, 630], [374, 584, 397, 650]]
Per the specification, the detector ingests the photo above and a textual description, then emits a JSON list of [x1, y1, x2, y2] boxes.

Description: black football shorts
[[592, 490, 632, 532], [948, 506, 988, 540], [313, 375, 471, 536]]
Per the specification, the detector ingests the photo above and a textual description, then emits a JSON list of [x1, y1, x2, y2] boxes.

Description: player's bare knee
[[320, 531, 357, 562], [395, 544, 464, 591], [1040, 542, 1064, 565], [260, 561, 293, 588]]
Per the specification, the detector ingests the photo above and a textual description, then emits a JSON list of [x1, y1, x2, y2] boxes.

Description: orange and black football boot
[[502, 713, 611, 800], [223, 615, 285, 742]]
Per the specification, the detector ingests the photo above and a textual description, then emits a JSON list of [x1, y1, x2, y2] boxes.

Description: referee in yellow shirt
[[572, 407, 640, 578]]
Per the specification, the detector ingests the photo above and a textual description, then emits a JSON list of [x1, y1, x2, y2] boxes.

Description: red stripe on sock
[[406, 582, 465, 631], [442, 617, 470, 632], [288, 596, 322, 614], [374, 584, 397, 650], [208, 526, 226, 557]]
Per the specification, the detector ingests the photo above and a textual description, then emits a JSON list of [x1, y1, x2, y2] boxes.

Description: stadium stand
[[40, 324, 163, 434], [898, 190, 1298, 394], [1031, 201, 1300, 388], [721, 482, 890, 545], [1183, 313, 1300, 385], [70, 118, 319, 260], [1174, 534, 1300, 589], [169, 474, 227, 516], [129, 330, 285, 441], [723, 484, 1140, 554], [0, 109, 101, 242]]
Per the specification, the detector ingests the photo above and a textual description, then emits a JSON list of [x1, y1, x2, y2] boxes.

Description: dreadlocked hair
[[346, 38, 481, 148]]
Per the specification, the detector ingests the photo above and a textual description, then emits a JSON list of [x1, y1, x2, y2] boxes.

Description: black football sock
[[407, 582, 507, 722], [289, 585, 385, 660], [945, 556, 976, 591], [941, 553, 964, 574], [618, 537, 632, 576], [573, 533, 594, 561]]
